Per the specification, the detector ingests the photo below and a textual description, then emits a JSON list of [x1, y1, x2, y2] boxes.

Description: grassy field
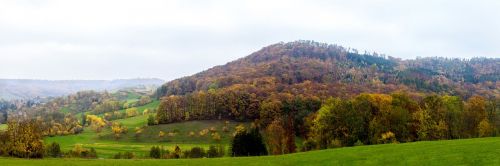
[[3, 137, 500, 165], [45, 116, 248, 158], [43, 98, 250, 158], [0, 124, 6, 131]]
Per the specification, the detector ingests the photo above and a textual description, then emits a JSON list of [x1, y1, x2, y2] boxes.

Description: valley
[[0, 41, 498, 165]]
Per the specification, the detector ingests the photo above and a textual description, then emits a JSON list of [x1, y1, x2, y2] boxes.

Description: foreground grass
[[3, 137, 500, 165]]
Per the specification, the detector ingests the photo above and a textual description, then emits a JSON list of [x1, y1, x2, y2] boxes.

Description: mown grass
[[4, 137, 500, 166]]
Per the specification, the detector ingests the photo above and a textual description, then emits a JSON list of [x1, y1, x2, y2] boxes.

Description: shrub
[[207, 145, 224, 158], [126, 108, 139, 117], [378, 131, 399, 144], [209, 126, 217, 133], [300, 139, 317, 152], [68, 144, 97, 158], [114, 151, 135, 159], [46, 142, 61, 158], [188, 147, 206, 158], [159, 131, 166, 138], [124, 151, 135, 159], [113, 152, 122, 159], [147, 115, 156, 126], [199, 129, 209, 136], [354, 140, 364, 146], [212, 132, 221, 142], [150, 146, 161, 159]]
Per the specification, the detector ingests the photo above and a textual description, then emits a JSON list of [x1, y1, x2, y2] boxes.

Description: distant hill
[[157, 40, 499, 99], [0, 78, 164, 100]]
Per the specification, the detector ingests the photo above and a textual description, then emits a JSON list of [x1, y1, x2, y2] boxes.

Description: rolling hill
[[157, 40, 499, 100], [0, 78, 164, 100]]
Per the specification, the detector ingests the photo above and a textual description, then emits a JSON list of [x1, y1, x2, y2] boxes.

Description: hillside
[[3, 137, 499, 165], [157, 40, 499, 99], [153, 41, 499, 125], [0, 78, 164, 100]]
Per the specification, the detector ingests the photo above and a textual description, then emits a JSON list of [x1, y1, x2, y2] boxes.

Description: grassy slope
[[45, 110, 247, 159], [113, 100, 160, 115], [4, 137, 500, 166], [47, 99, 243, 158]]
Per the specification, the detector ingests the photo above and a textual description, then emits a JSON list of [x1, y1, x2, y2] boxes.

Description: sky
[[0, 0, 499, 81]]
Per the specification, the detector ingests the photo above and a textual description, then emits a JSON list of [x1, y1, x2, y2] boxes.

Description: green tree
[[231, 126, 267, 156], [46, 142, 61, 158]]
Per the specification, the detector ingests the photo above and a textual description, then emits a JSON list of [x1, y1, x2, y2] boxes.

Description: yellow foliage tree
[[126, 108, 139, 117], [478, 119, 492, 137]]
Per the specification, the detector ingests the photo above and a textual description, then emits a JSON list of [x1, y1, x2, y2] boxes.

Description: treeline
[[303, 93, 499, 150], [156, 91, 499, 155], [156, 85, 321, 136]]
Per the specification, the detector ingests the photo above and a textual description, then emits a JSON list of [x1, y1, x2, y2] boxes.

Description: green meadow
[[3, 137, 499, 166]]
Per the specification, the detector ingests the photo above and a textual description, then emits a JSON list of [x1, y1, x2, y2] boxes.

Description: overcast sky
[[0, 0, 499, 81]]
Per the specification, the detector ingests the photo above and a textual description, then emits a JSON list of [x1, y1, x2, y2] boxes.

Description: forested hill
[[156, 40, 499, 99], [0, 78, 164, 100]]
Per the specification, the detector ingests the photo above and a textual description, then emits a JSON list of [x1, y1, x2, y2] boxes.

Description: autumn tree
[[139, 96, 152, 106], [265, 118, 286, 155], [86, 115, 106, 133], [111, 122, 128, 140], [7, 120, 45, 158], [478, 119, 493, 137], [464, 96, 487, 137], [126, 107, 139, 117]]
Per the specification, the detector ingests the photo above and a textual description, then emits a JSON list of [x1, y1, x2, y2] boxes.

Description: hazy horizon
[[1, 0, 499, 80]]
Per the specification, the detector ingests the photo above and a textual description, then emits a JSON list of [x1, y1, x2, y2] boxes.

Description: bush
[[114, 151, 135, 159], [354, 140, 364, 146], [150, 146, 161, 159], [46, 142, 61, 158], [212, 132, 221, 142], [207, 145, 225, 158], [68, 144, 97, 158], [147, 115, 156, 126], [188, 147, 205, 158], [199, 129, 209, 136], [301, 139, 317, 152]]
